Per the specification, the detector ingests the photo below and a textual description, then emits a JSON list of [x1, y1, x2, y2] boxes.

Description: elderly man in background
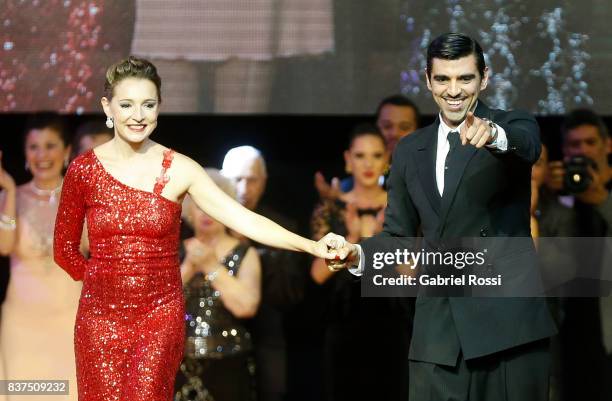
[[222, 146, 305, 401]]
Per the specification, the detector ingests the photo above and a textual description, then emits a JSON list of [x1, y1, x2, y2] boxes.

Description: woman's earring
[[64, 158, 69, 168], [25, 161, 29, 171], [345, 163, 352, 174], [105, 116, 114, 129]]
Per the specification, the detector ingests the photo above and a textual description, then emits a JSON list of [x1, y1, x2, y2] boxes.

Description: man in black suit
[[330, 33, 557, 400]]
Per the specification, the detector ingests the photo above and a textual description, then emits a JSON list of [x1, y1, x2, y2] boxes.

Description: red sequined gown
[[54, 149, 184, 401]]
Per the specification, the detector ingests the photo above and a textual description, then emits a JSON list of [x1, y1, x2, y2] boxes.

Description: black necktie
[[447, 130, 460, 153], [443, 131, 460, 196]]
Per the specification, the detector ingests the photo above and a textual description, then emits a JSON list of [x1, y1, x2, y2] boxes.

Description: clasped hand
[[315, 232, 359, 271]]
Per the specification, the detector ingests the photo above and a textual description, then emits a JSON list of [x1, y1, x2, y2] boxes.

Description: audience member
[[71, 120, 113, 159], [0, 114, 81, 400], [175, 169, 261, 401], [315, 94, 420, 198], [222, 146, 306, 401]]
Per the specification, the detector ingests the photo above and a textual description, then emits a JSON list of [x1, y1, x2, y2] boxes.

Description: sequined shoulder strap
[[153, 149, 175, 195]]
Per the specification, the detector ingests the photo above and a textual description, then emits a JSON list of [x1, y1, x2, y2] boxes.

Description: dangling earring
[[345, 163, 352, 174], [105, 116, 114, 129], [25, 161, 30, 171], [64, 158, 69, 168]]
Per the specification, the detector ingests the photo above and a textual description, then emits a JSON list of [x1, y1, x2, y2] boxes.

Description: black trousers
[[409, 339, 550, 401]]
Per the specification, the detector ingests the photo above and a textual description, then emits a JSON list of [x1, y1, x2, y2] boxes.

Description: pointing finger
[[460, 124, 468, 145], [466, 111, 474, 128]]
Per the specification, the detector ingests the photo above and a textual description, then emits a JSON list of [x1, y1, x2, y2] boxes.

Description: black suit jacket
[[362, 101, 557, 366]]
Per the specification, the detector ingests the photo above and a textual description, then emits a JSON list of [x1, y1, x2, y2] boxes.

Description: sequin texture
[[182, 243, 253, 359], [54, 150, 184, 401]]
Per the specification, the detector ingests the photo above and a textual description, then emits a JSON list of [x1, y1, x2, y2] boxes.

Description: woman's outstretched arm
[[182, 157, 342, 259]]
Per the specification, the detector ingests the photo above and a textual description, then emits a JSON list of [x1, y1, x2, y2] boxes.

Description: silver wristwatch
[[482, 118, 498, 143]]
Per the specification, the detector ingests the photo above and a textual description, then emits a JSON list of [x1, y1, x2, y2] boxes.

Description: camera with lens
[[563, 156, 598, 194]]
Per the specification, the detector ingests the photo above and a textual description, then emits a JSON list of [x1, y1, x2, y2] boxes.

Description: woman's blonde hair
[[104, 56, 162, 101]]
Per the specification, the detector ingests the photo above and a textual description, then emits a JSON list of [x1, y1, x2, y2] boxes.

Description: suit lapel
[[415, 120, 441, 216], [438, 101, 490, 232]]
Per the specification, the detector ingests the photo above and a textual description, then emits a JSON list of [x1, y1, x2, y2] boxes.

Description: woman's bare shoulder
[[168, 149, 195, 166]]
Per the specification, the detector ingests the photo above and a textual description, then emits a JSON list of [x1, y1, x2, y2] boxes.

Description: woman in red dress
[[53, 57, 342, 401]]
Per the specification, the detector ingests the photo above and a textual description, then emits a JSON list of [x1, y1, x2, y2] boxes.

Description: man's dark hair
[[561, 108, 610, 143], [375, 94, 421, 127], [348, 123, 386, 149], [426, 33, 486, 79]]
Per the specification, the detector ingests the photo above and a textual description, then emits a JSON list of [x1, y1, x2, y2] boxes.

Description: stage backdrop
[[1, 0, 611, 114]]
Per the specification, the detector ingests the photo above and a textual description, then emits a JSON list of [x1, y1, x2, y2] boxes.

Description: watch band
[[482, 118, 498, 142]]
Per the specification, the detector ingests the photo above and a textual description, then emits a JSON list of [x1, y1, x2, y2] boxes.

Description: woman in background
[[71, 120, 113, 159], [175, 169, 260, 401], [310, 124, 394, 401], [0, 115, 81, 401]]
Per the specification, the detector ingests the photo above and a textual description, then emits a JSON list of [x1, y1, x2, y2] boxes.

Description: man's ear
[[480, 67, 490, 91], [425, 69, 432, 91]]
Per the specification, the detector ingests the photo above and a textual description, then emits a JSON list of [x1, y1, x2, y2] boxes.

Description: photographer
[[545, 109, 611, 401], [546, 109, 611, 212]]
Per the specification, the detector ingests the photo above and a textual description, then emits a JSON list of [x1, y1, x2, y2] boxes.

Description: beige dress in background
[[0, 185, 81, 401]]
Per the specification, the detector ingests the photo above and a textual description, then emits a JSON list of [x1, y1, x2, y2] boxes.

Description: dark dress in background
[[174, 243, 256, 401], [311, 199, 413, 401]]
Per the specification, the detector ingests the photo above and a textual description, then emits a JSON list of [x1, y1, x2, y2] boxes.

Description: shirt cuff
[[486, 123, 508, 152], [348, 244, 364, 276]]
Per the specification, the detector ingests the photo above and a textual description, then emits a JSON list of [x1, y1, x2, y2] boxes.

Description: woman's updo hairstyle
[[104, 56, 162, 102], [348, 122, 386, 150]]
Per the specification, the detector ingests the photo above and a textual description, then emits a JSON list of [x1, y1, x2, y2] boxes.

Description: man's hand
[[314, 171, 341, 200], [577, 166, 609, 205], [325, 239, 360, 272], [460, 112, 494, 148], [312, 232, 347, 260]]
